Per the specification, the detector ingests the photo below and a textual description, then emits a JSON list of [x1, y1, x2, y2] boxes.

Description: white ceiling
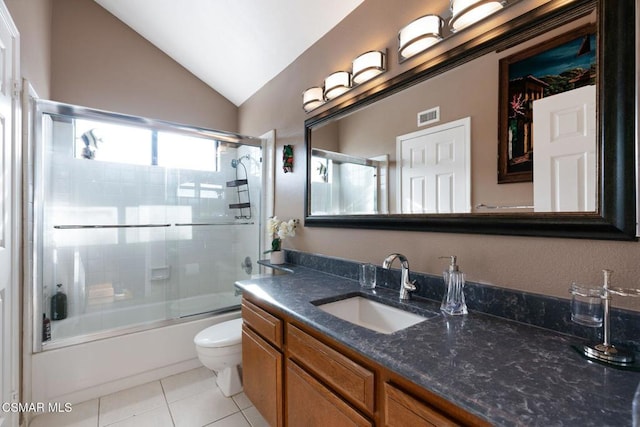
[[94, 0, 365, 106]]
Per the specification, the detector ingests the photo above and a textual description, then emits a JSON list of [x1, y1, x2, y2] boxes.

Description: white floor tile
[[206, 412, 251, 427], [29, 399, 99, 427], [161, 366, 216, 403], [241, 406, 269, 427], [35, 368, 257, 427], [169, 387, 239, 427], [231, 392, 252, 411], [103, 405, 173, 427], [99, 381, 165, 427]]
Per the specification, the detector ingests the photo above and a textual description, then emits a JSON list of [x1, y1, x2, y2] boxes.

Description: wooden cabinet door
[[242, 325, 283, 427], [287, 360, 372, 427], [384, 383, 461, 427]]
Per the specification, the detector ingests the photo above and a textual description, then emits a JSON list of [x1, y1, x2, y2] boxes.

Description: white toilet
[[194, 318, 243, 397]]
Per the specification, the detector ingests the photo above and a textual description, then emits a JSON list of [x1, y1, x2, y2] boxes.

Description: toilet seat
[[194, 318, 242, 348]]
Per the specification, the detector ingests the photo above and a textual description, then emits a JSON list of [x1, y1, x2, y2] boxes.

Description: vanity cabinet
[[241, 295, 488, 427], [241, 298, 284, 427]]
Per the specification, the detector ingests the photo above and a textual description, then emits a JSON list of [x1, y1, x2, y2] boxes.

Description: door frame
[[0, 1, 21, 426]]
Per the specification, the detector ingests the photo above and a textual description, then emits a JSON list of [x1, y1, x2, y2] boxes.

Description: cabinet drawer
[[287, 360, 372, 427], [384, 383, 460, 427], [287, 324, 375, 414], [242, 298, 283, 348]]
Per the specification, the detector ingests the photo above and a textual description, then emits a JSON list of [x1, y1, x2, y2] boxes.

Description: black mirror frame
[[304, 0, 637, 241]]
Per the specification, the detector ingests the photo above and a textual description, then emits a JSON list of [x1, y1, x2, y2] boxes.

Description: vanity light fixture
[[302, 87, 325, 112], [352, 50, 386, 84], [449, 0, 506, 33], [398, 15, 444, 61], [323, 71, 352, 100]]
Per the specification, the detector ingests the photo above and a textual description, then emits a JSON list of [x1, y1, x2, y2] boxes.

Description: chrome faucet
[[382, 253, 417, 300]]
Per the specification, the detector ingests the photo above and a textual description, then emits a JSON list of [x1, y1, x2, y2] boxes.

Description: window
[[74, 119, 152, 166], [157, 132, 218, 171], [74, 120, 218, 171]]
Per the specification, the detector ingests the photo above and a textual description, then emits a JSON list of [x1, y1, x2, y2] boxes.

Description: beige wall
[[6, 0, 52, 98], [240, 0, 640, 311], [49, 0, 238, 131]]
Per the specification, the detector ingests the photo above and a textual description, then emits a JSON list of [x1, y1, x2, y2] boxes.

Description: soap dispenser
[[439, 256, 468, 315], [51, 283, 67, 320]]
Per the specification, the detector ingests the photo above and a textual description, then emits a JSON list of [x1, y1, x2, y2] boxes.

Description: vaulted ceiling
[[94, 0, 365, 106]]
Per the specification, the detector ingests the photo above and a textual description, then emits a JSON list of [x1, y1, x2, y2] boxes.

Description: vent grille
[[417, 106, 440, 127]]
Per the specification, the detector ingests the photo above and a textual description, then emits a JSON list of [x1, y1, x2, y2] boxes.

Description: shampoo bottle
[[51, 283, 68, 320], [440, 256, 468, 315]]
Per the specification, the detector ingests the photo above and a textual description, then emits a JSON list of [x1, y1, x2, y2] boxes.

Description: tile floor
[[29, 366, 269, 427]]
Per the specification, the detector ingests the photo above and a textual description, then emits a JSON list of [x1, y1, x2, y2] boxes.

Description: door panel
[[397, 118, 470, 214], [533, 85, 596, 212]]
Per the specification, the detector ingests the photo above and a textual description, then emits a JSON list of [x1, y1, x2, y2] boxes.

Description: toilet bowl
[[194, 317, 243, 397]]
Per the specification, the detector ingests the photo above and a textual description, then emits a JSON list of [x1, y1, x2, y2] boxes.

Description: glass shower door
[[34, 100, 263, 350]]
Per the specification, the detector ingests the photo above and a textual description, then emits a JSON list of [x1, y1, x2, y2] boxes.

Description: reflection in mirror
[[396, 117, 470, 213], [307, 1, 597, 216], [310, 148, 389, 215], [304, 0, 636, 240]]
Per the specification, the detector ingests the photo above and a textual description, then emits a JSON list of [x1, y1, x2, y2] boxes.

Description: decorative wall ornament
[[283, 145, 294, 173]]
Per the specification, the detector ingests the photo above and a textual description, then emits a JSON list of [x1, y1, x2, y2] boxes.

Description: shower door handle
[[53, 224, 172, 229], [174, 222, 254, 226]]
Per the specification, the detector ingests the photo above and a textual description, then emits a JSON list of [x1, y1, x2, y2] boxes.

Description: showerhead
[[231, 154, 250, 168]]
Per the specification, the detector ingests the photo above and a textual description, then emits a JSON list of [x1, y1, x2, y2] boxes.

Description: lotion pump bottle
[[440, 256, 468, 315]]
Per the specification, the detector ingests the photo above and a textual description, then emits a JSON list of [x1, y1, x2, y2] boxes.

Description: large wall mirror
[[304, 0, 636, 240]]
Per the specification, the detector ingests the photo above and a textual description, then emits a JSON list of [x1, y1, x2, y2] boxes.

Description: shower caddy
[[227, 156, 252, 219]]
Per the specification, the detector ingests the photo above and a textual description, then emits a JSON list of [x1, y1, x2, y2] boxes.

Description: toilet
[[194, 318, 243, 397]]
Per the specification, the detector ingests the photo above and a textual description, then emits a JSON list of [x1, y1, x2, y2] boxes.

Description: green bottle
[[51, 283, 67, 320]]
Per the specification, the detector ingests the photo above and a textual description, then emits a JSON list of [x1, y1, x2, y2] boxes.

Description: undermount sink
[[315, 296, 435, 334]]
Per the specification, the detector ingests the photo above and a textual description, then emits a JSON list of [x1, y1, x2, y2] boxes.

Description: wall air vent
[[417, 106, 440, 127]]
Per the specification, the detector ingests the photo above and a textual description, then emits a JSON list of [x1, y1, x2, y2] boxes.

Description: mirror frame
[[304, 0, 637, 241]]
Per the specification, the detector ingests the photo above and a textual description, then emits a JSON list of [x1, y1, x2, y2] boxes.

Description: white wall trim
[[260, 129, 275, 256]]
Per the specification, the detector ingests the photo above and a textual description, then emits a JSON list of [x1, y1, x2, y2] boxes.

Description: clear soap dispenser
[[440, 256, 468, 315]]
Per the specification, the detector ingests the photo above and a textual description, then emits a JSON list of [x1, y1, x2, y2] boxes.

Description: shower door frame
[[30, 100, 264, 352]]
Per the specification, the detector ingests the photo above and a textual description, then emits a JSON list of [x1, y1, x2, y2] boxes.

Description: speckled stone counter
[[236, 263, 640, 426]]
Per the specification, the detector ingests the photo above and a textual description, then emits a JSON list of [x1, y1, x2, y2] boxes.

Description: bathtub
[[31, 301, 241, 406]]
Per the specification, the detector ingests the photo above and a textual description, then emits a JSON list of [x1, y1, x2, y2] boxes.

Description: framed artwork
[[497, 24, 596, 183]]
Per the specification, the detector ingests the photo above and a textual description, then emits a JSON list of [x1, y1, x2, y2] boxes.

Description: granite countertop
[[236, 264, 640, 426]]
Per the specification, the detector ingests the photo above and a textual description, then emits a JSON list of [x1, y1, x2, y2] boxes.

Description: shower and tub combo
[[27, 100, 265, 404]]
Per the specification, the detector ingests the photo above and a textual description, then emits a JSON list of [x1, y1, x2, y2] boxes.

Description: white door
[[396, 117, 470, 213], [0, 2, 19, 426], [533, 85, 596, 212]]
